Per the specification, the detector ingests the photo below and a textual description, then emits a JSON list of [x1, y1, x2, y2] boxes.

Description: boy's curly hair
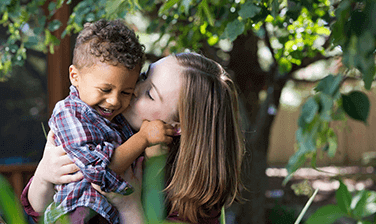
[[72, 19, 145, 70]]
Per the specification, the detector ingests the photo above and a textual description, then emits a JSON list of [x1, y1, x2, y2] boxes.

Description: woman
[[22, 52, 245, 223]]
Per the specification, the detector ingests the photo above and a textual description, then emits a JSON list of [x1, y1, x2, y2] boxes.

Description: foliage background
[[1, 0, 376, 223]]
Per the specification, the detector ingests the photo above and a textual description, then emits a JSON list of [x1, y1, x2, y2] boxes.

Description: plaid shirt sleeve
[[49, 101, 132, 195]]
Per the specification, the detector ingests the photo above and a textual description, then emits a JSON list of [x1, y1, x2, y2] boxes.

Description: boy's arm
[[109, 132, 148, 174], [109, 120, 174, 174]]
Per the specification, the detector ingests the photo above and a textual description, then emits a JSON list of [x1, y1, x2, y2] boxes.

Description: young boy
[[44, 19, 174, 224]]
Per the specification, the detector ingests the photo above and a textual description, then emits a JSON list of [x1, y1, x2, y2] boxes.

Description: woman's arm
[[27, 131, 83, 213]]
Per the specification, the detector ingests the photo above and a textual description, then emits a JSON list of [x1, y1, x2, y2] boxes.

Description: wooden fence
[[0, 164, 37, 199]]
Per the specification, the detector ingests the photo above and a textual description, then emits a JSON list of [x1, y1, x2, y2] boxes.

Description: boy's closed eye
[[100, 88, 111, 93], [122, 91, 133, 96]]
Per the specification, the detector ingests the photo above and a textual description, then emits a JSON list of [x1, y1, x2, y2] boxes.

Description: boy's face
[[69, 62, 139, 121]]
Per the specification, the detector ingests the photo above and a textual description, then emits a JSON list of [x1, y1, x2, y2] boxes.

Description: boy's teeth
[[100, 107, 112, 113]]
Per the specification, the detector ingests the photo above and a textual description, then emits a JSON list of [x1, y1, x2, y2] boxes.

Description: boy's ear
[[69, 65, 79, 86]]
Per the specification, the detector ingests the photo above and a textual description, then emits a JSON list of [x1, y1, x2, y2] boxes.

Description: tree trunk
[[226, 31, 286, 224]]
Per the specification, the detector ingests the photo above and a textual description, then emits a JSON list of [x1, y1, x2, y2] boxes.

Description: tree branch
[[27, 48, 46, 59], [277, 54, 331, 82], [201, 41, 227, 65], [262, 23, 277, 65], [290, 75, 363, 84]]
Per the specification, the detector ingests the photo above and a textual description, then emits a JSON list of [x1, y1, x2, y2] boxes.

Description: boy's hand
[[139, 120, 174, 146]]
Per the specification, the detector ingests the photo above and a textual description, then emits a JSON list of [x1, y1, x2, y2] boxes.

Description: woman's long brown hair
[[165, 52, 245, 223]]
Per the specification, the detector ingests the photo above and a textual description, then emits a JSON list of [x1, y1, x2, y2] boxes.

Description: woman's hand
[[34, 131, 83, 185], [92, 156, 145, 224], [28, 131, 83, 213]]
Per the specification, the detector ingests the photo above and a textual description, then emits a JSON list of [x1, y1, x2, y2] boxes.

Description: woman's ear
[[69, 65, 79, 86]]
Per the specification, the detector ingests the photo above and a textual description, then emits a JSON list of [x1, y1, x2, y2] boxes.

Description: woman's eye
[[146, 90, 154, 100]]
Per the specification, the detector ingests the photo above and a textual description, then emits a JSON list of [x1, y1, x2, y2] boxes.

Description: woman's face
[[123, 56, 183, 131]]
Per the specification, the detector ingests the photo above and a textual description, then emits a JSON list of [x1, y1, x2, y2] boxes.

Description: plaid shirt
[[45, 85, 134, 224]]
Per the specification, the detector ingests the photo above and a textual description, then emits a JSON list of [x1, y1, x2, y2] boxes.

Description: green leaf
[[336, 180, 352, 215], [0, 11, 8, 24], [158, 0, 179, 16], [0, 175, 27, 224], [238, 2, 261, 19], [305, 205, 345, 224], [38, 15, 46, 28], [326, 128, 337, 158], [207, 35, 219, 46], [24, 36, 39, 48], [0, 0, 11, 7], [48, 1, 56, 15], [283, 149, 306, 185], [143, 154, 167, 222], [301, 97, 318, 123], [181, 0, 192, 15], [271, 0, 279, 18], [315, 74, 342, 97], [352, 191, 367, 219], [342, 91, 370, 124], [220, 206, 226, 224], [352, 190, 376, 219], [48, 19, 62, 32], [201, 0, 214, 26], [319, 93, 333, 121], [222, 19, 245, 42], [358, 31, 376, 90], [332, 97, 347, 121], [34, 27, 43, 35], [105, 0, 124, 16], [357, 221, 373, 224]]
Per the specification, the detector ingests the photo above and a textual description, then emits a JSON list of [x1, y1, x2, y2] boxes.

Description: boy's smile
[[69, 62, 139, 121]]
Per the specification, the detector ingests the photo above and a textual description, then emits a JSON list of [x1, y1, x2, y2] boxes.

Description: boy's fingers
[[166, 136, 173, 144], [165, 129, 175, 136]]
